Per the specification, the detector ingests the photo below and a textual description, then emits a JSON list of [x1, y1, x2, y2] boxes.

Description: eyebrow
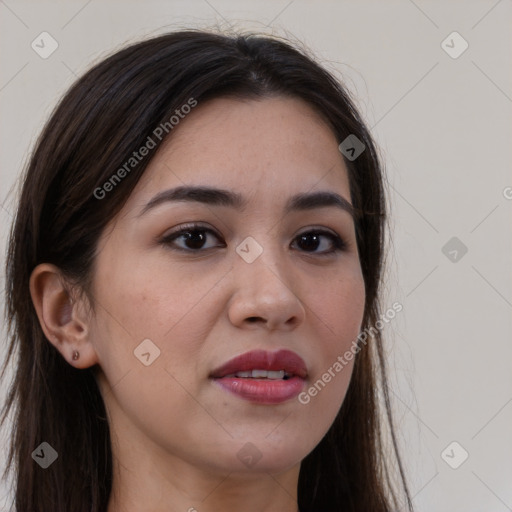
[[138, 185, 356, 219]]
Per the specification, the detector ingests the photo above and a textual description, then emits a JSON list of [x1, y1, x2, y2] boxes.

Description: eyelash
[[159, 222, 347, 256]]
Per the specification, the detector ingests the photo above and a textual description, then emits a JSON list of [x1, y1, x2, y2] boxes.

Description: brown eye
[[160, 224, 224, 252], [160, 224, 346, 256], [293, 230, 347, 255]]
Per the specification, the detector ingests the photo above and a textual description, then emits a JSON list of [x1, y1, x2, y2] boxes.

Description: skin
[[30, 96, 366, 512]]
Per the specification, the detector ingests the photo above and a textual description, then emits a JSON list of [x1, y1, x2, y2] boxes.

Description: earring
[[72, 350, 80, 361]]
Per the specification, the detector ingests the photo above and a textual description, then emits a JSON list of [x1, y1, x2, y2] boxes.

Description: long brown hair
[[1, 29, 414, 511]]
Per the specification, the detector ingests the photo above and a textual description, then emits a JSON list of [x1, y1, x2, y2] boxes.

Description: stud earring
[[72, 350, 80, 361]]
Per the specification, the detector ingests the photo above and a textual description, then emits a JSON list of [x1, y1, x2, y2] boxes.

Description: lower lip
[[212, 376, 305, 404]]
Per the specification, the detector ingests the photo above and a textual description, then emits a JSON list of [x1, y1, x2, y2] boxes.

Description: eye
[[159, 223, 223, 252], [292, 229, 347, 255], [159, 223, 347, 255]]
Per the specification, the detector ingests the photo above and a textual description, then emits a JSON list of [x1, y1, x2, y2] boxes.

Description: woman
[[1, 29, 414, 511]]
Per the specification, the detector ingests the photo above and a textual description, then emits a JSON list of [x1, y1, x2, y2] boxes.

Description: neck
[[107, 456, 301, 512]]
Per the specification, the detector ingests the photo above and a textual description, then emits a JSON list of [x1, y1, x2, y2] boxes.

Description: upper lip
[[210, 349, 308, 379]]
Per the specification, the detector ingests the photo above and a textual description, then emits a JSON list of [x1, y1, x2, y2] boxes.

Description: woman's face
[[88, 96, 366, 477]]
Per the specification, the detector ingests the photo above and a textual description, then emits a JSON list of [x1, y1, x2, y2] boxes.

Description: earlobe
[[29, 263, 99, 369]]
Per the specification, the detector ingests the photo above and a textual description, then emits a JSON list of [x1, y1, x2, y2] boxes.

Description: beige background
[[1, 1, 511, 511]]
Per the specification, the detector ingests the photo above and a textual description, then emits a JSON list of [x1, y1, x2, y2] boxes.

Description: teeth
[[251, 369, 271, 378], [268, 370, 286, 379], [225, 369, 290, 379]]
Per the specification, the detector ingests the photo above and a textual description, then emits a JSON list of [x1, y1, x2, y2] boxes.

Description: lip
[[210, 349, 308, 404]]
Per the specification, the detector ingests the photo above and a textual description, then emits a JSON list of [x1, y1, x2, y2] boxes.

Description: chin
[[200, 432, 318, 474]]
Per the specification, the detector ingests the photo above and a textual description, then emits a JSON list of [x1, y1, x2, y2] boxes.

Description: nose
[[227, 243, 306, 332]]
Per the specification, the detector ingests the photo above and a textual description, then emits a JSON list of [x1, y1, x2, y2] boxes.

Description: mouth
[[209, 349, 308, 404]]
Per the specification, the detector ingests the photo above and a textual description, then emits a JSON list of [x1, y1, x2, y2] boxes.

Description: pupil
[[185, 231, 205, 249], [300, 234, 319, 251]]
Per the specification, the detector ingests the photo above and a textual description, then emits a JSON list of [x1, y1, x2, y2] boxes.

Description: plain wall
[[1, 1, 511, 511]]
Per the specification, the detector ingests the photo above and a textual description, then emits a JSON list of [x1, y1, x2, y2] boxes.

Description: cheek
[[324, 277, 365, 328], [93, 249, 205, 336], [298, 268, 365, 410], [90, 257, 224, 450], [307, 266, 366, 347], [90, 250, 225, 385]]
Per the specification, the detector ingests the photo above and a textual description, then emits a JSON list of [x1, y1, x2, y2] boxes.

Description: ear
[[29, 263, 99, 369]]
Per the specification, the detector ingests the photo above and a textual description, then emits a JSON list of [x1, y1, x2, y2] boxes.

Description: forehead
[[128, 96, 352, 212]]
